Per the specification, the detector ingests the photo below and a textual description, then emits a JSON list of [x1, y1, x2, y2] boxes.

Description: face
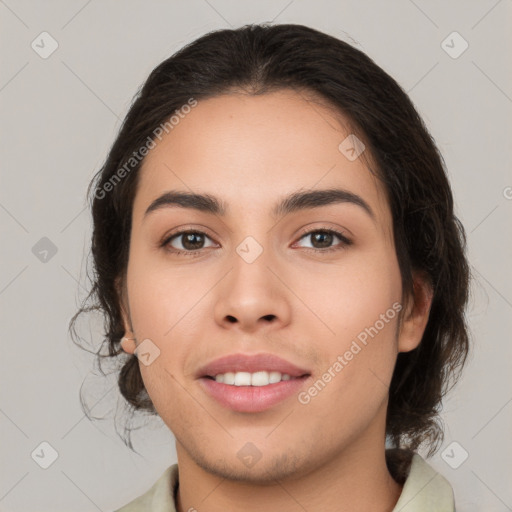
[[119, 89, 427, 482]]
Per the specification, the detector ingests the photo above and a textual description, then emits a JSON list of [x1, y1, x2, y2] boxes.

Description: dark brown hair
[[70, 23, 470, 455]]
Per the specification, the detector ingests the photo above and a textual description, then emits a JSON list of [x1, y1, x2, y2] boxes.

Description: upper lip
[[196, 353, 311, 379]]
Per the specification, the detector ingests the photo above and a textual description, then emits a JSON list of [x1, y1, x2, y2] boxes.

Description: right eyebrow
[[144, 191, 226, 218]]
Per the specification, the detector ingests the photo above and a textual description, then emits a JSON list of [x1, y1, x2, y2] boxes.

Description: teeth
[[213, 371, 294, 386]]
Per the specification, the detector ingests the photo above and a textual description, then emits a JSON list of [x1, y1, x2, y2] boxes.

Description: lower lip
[[199, 376, 311, 413]]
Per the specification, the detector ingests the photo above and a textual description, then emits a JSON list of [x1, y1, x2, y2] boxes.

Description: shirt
[[114, 449, 455, 511]]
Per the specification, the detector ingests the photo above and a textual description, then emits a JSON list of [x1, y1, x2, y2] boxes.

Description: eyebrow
[[143, 188, 375, 221]]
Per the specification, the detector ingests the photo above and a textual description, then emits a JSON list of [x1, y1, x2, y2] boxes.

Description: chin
[[187, 443, 313, 484]]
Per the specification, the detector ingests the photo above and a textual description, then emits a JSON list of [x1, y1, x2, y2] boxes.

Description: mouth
[[199, 375, 312, 412], [196, 352, 312, 413]]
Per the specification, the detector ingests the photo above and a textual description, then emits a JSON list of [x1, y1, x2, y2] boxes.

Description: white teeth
[[234, 372, 252, 386], [268, 371, 282, 384], [212, 371, 294, 386]]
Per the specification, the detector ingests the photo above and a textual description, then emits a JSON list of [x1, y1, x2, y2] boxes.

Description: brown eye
[[179, 232, 206, 250], [163, 230, 216, 254], [295, 229, 352, 252], [309, 231, 335, 249]]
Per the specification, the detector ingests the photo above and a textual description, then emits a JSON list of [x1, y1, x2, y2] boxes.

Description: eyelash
[[160, 226, 352, 257]]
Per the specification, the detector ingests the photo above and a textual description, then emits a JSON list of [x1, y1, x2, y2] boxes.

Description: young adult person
[[72, 23, 470, 512]]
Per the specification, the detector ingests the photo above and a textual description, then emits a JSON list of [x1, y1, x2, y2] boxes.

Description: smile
[[208, 370, 301, 386]]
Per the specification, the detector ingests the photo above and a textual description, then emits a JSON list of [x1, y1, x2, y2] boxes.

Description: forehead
[[133, 89, 391, 231]]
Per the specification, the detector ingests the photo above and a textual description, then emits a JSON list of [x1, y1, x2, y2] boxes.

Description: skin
[[118, 89, 432, 512]]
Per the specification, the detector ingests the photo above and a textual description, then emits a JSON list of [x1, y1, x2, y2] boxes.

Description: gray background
[[1, 1, 511, 511]]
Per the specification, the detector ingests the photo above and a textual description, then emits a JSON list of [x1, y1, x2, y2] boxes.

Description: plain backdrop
[[1, 1, 511, 511]]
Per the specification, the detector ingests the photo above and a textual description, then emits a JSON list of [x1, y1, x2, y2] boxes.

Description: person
[[71, 23, 470, 512]]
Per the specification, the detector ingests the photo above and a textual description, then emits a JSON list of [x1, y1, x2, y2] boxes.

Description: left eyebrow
[[272, 188, 375, 221], [143, 187, 375, 221]]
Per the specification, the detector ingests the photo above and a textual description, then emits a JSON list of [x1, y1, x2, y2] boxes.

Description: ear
[[397, 271, 433, 353], [115, 276, 137, 355]]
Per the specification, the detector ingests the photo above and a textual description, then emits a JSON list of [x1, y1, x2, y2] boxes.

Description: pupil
[[313, 232, 332, 248], [183, 233, 203, 250]]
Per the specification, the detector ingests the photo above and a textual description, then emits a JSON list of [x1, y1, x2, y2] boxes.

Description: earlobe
[[397, 271, 433, 353], [120, 336, 136, 354]]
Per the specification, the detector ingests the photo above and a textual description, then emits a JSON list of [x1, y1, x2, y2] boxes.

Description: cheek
[[297, 296, 401, 440], [298, 245, 402, 400], [126, 248, 206, 338], [298, 243, 402, 338], [125, 253, 214, 409]]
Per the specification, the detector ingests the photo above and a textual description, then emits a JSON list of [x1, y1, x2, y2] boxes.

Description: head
[[71, 23, 470, 475]]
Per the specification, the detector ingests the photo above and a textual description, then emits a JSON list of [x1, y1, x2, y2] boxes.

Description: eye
[[294, 228, 352, 253], [161, 226, 352, 257], [162, 230, 216, 256]]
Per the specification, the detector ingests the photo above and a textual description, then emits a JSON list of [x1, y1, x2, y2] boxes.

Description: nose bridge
[[213, 231, 290, 329], [230, 232, 277, 299]]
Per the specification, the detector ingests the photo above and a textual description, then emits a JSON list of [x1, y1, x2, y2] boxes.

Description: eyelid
[[161, 223, 217, 240], [302, 218, 356, 242]]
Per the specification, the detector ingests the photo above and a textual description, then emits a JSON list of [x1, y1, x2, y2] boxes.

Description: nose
[[213, 242, 292, 333]]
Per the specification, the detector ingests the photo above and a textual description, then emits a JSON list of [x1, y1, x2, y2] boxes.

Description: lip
[[199, 375, 312, 413], [196, 353, 311, 379], [196, 353, 312, 413]]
